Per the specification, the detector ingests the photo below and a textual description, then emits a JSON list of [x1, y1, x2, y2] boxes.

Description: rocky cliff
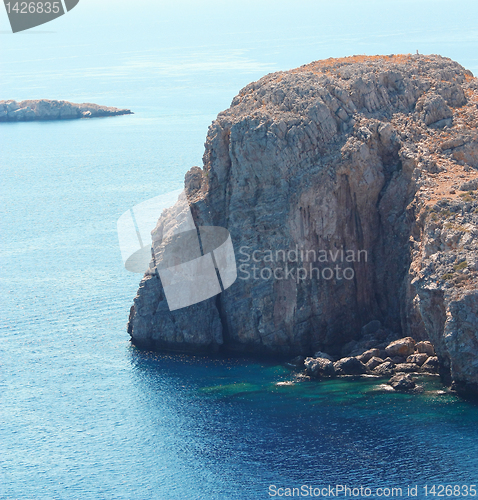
[[128, 54, 478, 397], [0, 99, 132, 122]]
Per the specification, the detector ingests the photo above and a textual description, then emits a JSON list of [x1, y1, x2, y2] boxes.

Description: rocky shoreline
[[298, 326, 439, 393], [0, 99, 133, 122], [128, 54, 478, 398]]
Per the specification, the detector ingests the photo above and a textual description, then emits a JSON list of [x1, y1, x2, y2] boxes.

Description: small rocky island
[[128, 54, 478, 398], [0, 99, 133, 122]]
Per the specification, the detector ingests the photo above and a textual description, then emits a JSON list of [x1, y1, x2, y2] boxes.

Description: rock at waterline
[[388, 373, 417, 392], [333, 357, 368, 376], [304, 357, 335, 378], [373, 361, 395, 377]]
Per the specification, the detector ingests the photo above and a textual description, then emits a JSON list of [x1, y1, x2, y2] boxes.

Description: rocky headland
[[0, 99, 133, 122], [128, 54, 478, 398]]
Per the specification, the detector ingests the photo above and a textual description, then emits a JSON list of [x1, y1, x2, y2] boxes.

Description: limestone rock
[[388, 373, 416, 391], [373, 361, 395, 377], [407, 353, 429, 366], [415, 341, 436, 356], [385, 337, 416, 357], [394, 363, 421, 373], [304, 357, 335, 378], [416, 93, 453, 127], [366, 356, 384, 370], [459, 179, 478, 191], [421, 356, 440, 373], [333, 357, 367, 375], [357, 348, 381, 363]]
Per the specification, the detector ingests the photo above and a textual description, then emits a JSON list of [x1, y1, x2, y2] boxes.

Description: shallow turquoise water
[[2, 1, 478, 498]]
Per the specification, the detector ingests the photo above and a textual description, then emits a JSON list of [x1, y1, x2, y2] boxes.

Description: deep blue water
[[1, 1, 478, 499]]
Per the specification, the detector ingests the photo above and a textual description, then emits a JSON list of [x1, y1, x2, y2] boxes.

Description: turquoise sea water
[[1, 1, 478, 498]]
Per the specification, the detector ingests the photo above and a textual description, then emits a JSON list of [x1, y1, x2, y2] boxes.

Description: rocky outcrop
[[366, 356, 384, 370], [421, 356, 440, 373], [304, 357, 335, 378], [385, 337, 416, 357], [333, 356, 368, 375], [128, 54, 478, 397], [388, 373, 417, 392], [374, 361, 395, 377], [0, 99, 132, 122], [407, 353, 428, 366], [300, 335, 440, 379]]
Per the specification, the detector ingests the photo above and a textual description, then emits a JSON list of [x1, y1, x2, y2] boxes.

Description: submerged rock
[[0, 99, 133, 122], [388, 373, 417, 391], [128, 54, 478, 397]]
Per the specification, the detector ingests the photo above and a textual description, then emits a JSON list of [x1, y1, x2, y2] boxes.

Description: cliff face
[[128, 54, 478, 397], [0, 99, 132, 122]]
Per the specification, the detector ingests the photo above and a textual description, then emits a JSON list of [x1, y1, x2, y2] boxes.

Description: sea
[[1, 1, 478, 498]]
